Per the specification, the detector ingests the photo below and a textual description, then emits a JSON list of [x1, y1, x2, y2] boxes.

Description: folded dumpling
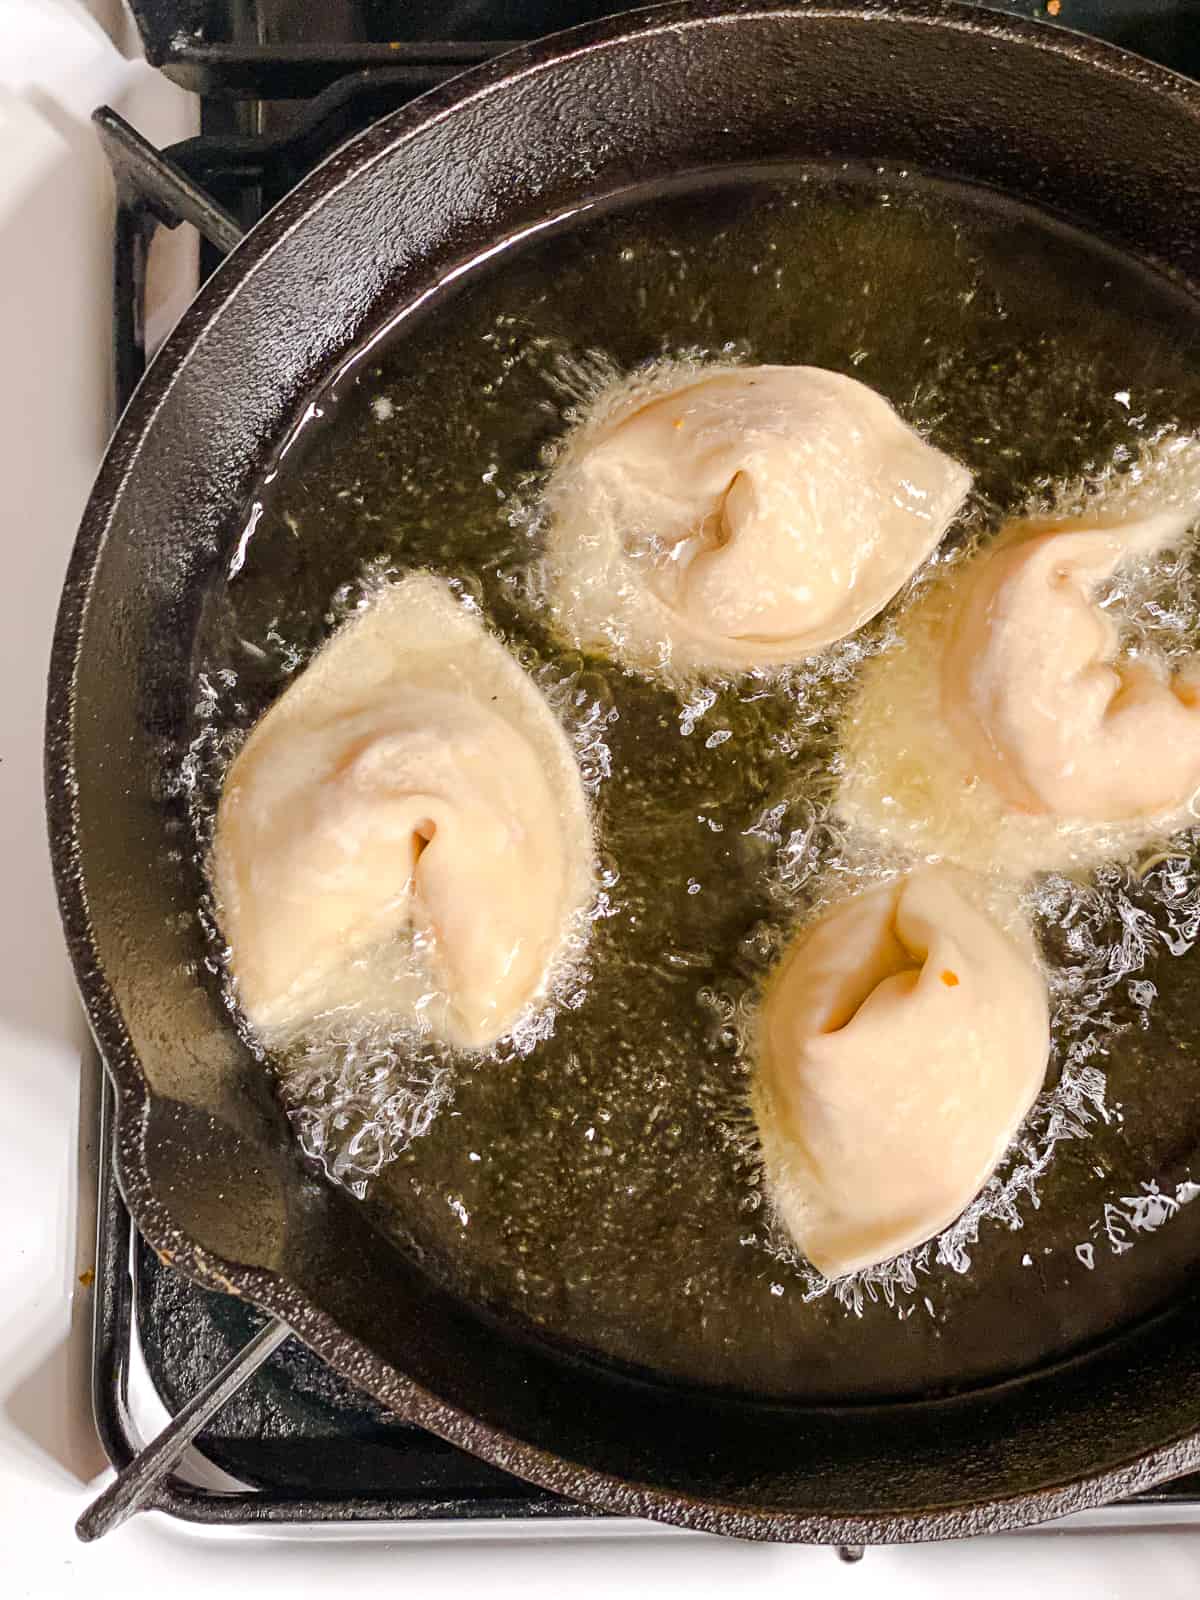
[[212, 574, 593, 1051], [944, 507, 1200, 820], [753, 869, 1049, 1279], [544, 364, 970, 680]]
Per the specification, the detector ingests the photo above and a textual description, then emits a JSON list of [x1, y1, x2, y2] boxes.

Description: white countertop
[[4, 1, 1200, 1593]]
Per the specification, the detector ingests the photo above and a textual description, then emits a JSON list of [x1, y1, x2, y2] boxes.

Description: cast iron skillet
[[47, 0, 1200, 1543]]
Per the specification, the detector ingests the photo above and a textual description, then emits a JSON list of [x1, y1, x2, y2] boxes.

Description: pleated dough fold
[[944, 507, 1200, 821], [545, 364, 970, 680], [213, 574, 594, 1051], [754, 869, 1049, 1278]]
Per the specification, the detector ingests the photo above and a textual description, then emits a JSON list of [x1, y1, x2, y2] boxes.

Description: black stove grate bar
[[178, 63, 486, 223], [150, 41, 520, 98], [95, 107, 245, 414], [96, 108, 245, 252]]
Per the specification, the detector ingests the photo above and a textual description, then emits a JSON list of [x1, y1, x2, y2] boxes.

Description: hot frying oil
[[185, 168, 1200, 1401]]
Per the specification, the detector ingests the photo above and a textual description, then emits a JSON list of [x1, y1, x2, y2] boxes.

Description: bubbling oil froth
[[723, 436, 1200, 1313], [838, 432, 1200, 881], [178, 564, 617, 1196], [709, 789, 1200, 1314]]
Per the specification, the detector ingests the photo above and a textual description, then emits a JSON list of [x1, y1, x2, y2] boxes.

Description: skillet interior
[[47, 0, 1200, 1540]]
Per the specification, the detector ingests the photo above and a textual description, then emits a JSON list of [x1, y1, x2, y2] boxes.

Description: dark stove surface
[[98, 0, 1200, 1533], [134, 0, 626, 44], [130, 0, 1200, 82]]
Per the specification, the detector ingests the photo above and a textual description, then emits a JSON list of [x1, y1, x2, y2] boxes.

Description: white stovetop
[[3, 1, 1200, 1594]]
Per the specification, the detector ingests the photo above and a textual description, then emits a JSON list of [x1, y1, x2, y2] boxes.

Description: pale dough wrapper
[[754, 869, 1049, 1279], [944, 507, 1200, 822], [212, 573, 594, 1051], [545, 364, 971, 679]]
